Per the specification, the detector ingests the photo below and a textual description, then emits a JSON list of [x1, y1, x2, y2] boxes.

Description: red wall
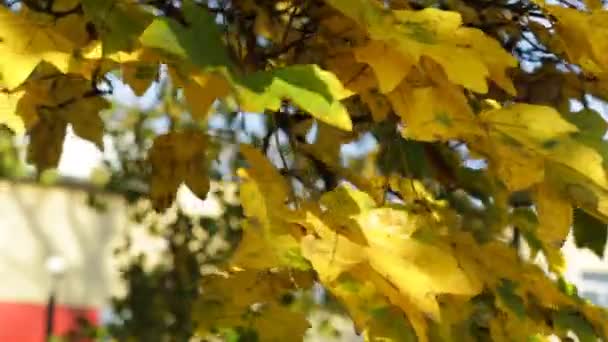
[[0, 302, 98, 341]]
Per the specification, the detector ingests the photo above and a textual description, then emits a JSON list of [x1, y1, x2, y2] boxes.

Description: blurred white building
[[0, 180, 127, 341], [0, 178, 230, 341], [563, 237, 608, 307]]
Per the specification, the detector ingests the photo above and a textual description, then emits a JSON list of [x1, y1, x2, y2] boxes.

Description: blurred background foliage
[[1, 0, 607, 340]]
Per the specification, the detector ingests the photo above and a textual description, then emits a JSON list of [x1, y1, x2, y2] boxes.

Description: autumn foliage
[[2, 0, 608, 340]]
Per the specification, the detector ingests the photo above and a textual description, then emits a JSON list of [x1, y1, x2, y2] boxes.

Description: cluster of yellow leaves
[[124, 0, 608, 339], [0, 1, 154, 170], [193, 269, 313, 342], [229, 145, 310, 271], [1, 0, 608, 340], [229, 146, 608, 341], [316, 0, 518, 137], [543, 5, 608, 75]]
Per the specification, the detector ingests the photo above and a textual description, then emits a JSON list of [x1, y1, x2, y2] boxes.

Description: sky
[[57, 76, 159, 179]]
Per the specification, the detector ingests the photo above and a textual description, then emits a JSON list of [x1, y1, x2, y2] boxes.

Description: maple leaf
[[238, 144, 292, 232], [139, 0, 232, 72], [141, 2, 354, 130], [480, 104, 608, 199], [26, 111, 67, 171], [121, 61, 158, 96], [327, 1, 517, 94], [82, 0, 152, 54], [170, 67, 231, 120], [296, 186, 480, 327], [388, 69, 481, 142], [0, 7, 75, 89], [230, 220, 310, 271], [236, 65, 354, 131], [147, 131, 210, 210], [193, 270, 312, 342], [299, 210, 367, 282], [534, 181, 572, 272], [545, 6, 608, 75], [20, 75, 109, 170]]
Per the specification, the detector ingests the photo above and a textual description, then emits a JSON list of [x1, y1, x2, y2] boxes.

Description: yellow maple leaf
[[230, 220, 309, 271], [238, 144, 291, 228], [479, 133, 546, 191], [333, 274, 383, 325], [300, 121, 355, 174], [0, 7, 74, 89], [297, 198, 480, 325], [354, 40, 414, 94], [329, 54, 377, 91], [360, 263, 430, 342], [194, 270, 311, 342], [584, 0, 604, 10], [317, 183, 374, 245], [342, 206, 480, 320], [173, 69, 231, 120], [545, 164, 608, 224], [481, 104, 608, 190], [534, 181, 572, 272], [547, 6, 608, 75], [300, 230, 365, 283], [388, 71, 482, 142], [327, 1, 517, 94], [356, 207, 422, 250], [367, 239, 481, 295]]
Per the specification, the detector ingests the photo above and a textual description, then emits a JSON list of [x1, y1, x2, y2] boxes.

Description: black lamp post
[[45, 255, 66, 342]]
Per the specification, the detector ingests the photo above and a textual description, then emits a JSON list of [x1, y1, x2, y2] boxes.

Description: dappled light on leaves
[[1, 0, 608, 340]]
